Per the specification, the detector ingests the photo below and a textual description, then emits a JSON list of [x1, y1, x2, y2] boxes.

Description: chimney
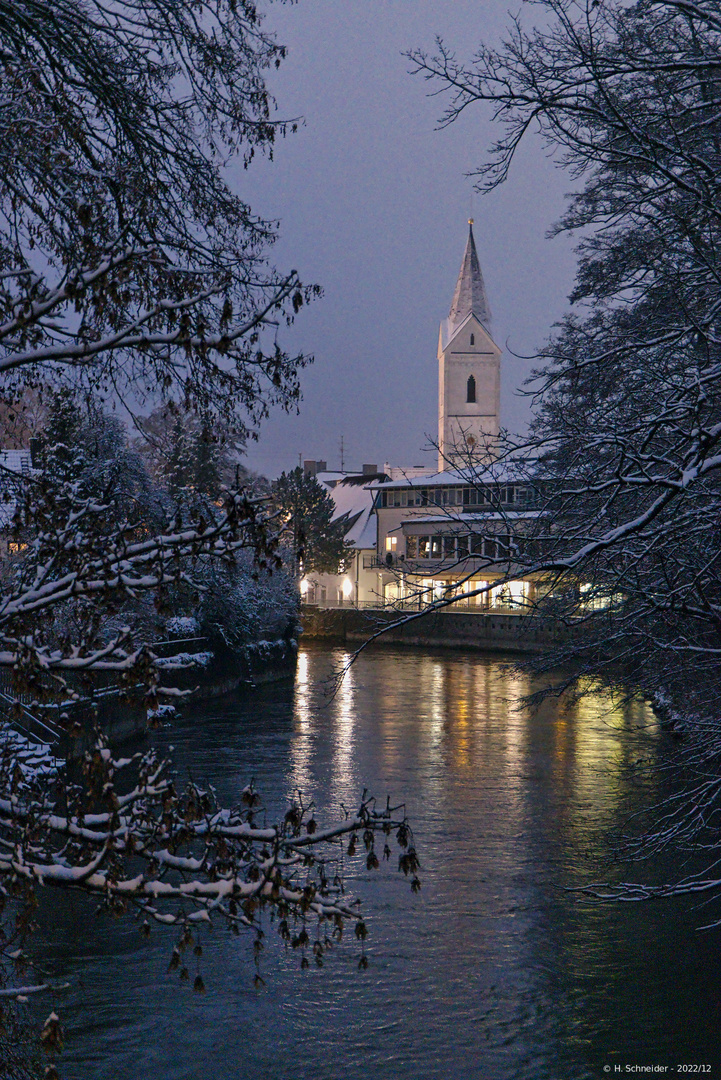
[[303, 459, 328, 478]]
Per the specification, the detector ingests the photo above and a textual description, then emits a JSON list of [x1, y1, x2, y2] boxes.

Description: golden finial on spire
[[468, 217, 474, 225]]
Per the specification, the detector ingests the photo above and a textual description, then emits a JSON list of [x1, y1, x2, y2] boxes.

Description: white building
[[0, 448, 34, 553], [369, 468, 540, 610], [438, 221, 501, 471], [301, 465, 388, 608]]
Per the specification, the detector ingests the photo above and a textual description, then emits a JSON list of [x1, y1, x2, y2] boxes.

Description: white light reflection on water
[[327, 651, 359, 806], [287, 647, 314, 796], [288, 649, 360, 812]]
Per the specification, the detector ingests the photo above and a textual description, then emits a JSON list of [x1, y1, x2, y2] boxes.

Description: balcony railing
[[362, 555, 389, 569], [362, 553, 518, 572]]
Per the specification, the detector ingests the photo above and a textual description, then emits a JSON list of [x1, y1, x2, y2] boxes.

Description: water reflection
[[288, 648, 313, 795], [329, 651, 357, 805], [39, 645, 721, 1080]]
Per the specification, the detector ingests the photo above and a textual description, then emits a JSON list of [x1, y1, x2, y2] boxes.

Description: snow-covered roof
[[330, 477, 377, 551], [381, 464, 433, 481], [315, 470, 347, 488], [0, 449, 32, 476], [369, 468, 527, 489], [0, 449, 33, 533]]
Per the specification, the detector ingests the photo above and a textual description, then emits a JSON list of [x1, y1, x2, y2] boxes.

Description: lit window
[[467, 375, 476, 403]]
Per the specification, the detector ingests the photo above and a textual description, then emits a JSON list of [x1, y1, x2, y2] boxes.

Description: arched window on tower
[[467, 375, 476, 403], [470, 333, 475, 346]]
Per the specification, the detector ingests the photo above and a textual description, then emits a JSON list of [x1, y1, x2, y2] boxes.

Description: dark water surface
[[41, 646, 721, 1079]]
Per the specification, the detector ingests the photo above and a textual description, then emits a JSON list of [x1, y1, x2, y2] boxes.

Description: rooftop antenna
[[339, 435, 345, 472]]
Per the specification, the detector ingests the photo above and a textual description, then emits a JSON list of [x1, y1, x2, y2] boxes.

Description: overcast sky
[[238, 1, 579, 479]]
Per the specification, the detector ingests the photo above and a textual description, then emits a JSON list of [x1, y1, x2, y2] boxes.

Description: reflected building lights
[[290, 647, 662, 891], [288, 648, 314, 795], [294, 649, 311, 730], [430, 661, 445, 730], [329, 651, 358, 804]]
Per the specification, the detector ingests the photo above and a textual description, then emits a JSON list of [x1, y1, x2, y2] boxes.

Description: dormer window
[[470, 333, 475, 346], [467, 375, 476, 403]]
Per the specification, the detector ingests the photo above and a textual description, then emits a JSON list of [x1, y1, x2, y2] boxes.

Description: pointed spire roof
[[448, 220, 492, 331]]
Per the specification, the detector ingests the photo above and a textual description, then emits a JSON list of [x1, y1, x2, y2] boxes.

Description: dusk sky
[[240, 1, 580, 479]]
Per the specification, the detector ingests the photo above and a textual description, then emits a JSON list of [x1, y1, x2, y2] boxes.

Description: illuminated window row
[[405, 533, 513, 561]]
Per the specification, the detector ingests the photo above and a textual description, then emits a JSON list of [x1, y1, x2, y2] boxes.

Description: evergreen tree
[[138, 406, 246, 500], [272, 467, 351, 575], [42, 387, 84, 481]]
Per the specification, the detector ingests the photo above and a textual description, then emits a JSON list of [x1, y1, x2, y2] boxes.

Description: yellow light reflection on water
[[289, 647, 662, 856]]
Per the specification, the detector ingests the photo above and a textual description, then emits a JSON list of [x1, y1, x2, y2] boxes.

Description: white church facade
[[438, 222, 501, 470]]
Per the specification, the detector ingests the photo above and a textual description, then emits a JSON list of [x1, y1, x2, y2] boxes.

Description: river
[[39, 644, 721, 1079]]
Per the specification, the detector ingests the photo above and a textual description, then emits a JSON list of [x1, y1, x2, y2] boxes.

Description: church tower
[[438, 221, 501, 471]]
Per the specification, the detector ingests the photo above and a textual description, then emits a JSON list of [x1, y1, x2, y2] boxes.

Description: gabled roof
[[330, 477, 377, 550], [439, 309, 499, 354], [448, 222, 492, 332]]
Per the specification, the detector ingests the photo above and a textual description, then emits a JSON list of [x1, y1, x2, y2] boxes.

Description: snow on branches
[[0, 0, 318, 436], [408, 0, 721, 705], [0, 732, 419, 984], [0, 460, 281, 703]]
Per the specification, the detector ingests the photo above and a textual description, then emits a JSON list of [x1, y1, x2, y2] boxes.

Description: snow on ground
[[154, 651, 214, 669], [0, 724, 59, 777], [164, 616, 200, 637]]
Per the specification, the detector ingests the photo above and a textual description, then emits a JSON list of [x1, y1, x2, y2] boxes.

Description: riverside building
[[303, 222, 541, 611]]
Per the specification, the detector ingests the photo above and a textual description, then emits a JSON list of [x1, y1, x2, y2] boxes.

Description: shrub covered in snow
[[193, 551, 298, 652], [165, 616, 200, 638]]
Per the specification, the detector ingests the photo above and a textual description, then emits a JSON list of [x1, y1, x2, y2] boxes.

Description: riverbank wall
[[74, 637, 297, 753], [301, 607, 570, 654], [2, 637, 297, 758]]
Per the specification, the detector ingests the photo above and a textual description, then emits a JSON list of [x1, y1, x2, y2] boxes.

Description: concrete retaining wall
[[5, 639, 298, 757], [301, 607, 569, 654]]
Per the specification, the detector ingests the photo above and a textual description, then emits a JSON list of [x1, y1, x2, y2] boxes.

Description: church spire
[[448, 220, 492, 331]]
